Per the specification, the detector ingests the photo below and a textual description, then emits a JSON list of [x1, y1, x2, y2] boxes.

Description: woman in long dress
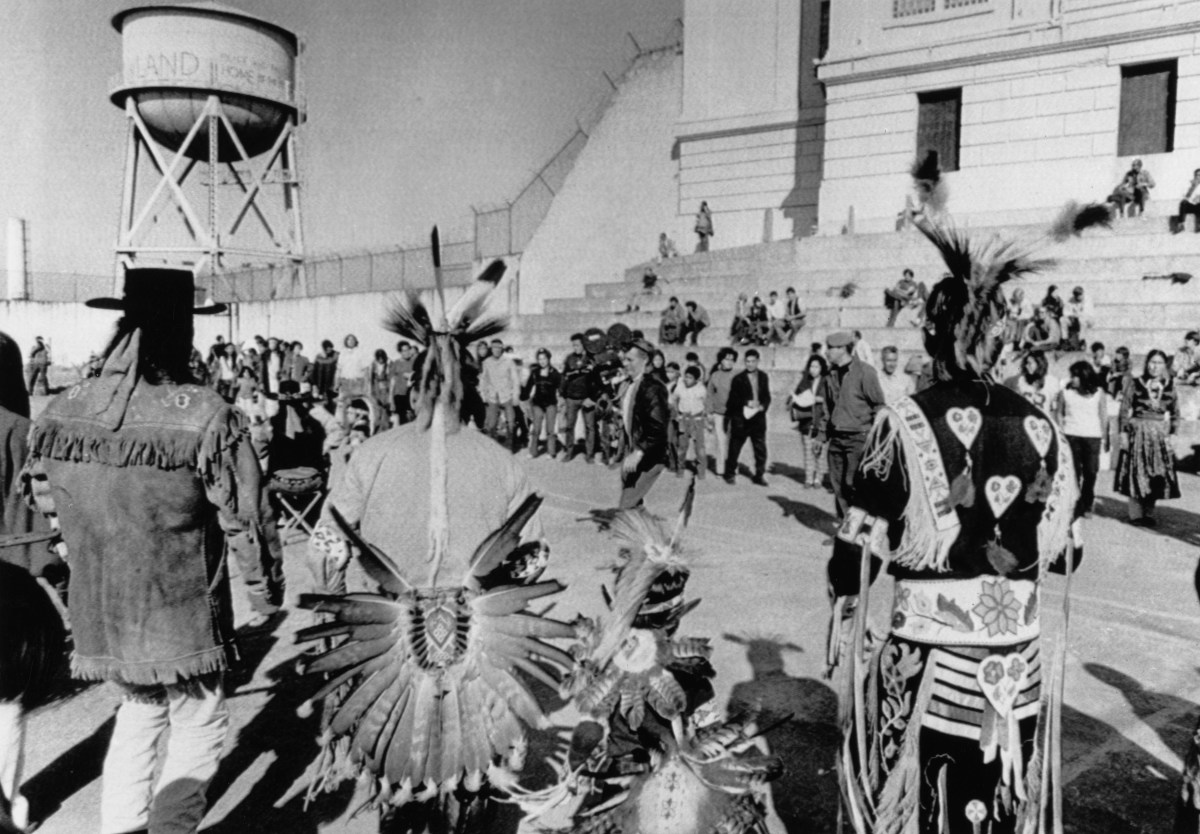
[[1114, 349, 1180, 527]]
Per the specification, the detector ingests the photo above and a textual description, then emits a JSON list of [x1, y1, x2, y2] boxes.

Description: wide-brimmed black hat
[[86, 268, 227, 316]]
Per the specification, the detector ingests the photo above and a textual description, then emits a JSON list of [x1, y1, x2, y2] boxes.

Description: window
[[1118, 60, 1176, 156], [917, 88, 962, 172], [893, 0, 936, 17], [819, 0, 831, 58]]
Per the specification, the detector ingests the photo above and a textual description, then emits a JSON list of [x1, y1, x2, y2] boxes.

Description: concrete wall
[[818, 0, 1200, 233], [0, 275, 517, 373], [677, 0, 825, 245], [516, 50, 683, 316]]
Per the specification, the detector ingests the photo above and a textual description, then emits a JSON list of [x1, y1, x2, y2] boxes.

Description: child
[[672, 366, 708, 479]]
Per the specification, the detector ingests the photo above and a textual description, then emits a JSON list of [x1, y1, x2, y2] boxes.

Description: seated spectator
[[1176, 330, 1200, 384], [1021, 307, 1062, 355], [624, 268, 662, 313], [1171, 168, 1200, 234], [1107, 170, 1138, 217], [746, 296, 771, 345], [884, 269, 926, 327], [681, 300, 711, 345], [766, 291, 790, 344], [782, 287, 807, 343], [1113, 156, 1152, 214], [1007, 287, 1034, 348], [1041, 284, 1064, 323], [657, 232, 678, 261], [659, 296, 687, 345], [1062, 286, 1092, 351], [730, 293, 753, 345]]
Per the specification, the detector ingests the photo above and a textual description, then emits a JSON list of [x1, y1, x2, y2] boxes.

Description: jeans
[[484, 401, 516, 450], [101, 675, 229, 834], [828, 432, 868, 519], [561, 398, 596, 459], [803, 435, 828, 486], [1067, 435, 1101, 515], [529, 404, 558, 457], [677, 414, 707, 477], [26, 364, 48, 396], [0, 702, 27, 830]]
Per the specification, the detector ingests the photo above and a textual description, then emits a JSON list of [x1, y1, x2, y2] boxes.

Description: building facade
[[817, 0, 1200, 233]]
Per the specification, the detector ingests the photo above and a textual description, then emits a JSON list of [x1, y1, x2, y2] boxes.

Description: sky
[[0, 0, 682, 277]]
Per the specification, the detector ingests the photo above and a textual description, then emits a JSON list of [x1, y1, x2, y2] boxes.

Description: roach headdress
[[384, 228, 507, 584], [916, 218, 1052, 381]]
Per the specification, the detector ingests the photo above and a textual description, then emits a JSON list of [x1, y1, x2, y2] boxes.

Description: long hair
[[1142, 349, 1171, 380], [1022, 351, 1049, 384], [0, 332, 29, 418], [99, 315, 194, 385], [1068, 360, 1099, 396]]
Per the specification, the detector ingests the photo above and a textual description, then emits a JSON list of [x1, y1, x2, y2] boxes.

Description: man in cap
[[560, 333, 598, 462], [618, 338, 670, 509], [817, 329, 885, 518], [23, 268, 271, 834]]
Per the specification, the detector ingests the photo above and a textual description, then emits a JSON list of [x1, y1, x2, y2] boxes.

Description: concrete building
[[817, 0, 1200, 233], [677, 0, 828, 247]]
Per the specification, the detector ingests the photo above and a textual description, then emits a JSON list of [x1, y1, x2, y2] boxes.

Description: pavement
[[18, 425, 1200, 833]]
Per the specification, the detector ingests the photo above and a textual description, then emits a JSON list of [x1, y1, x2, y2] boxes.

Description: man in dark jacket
[[817, 329, 886, 518], [618, 339, 670, 509], [723, 349, 771, 485], [560, 333, 598, 462], [24, 269, 269, 833]]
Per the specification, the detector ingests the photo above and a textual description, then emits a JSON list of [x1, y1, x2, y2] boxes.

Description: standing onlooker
[[310, 340, 338, 400], [481, 339, 520, 451], [559, 334, 597, 463], [1090, 340, 1113, 380], [389, 341, 417, 425], [1115, 349, 1181, 527], [659, 296, 686, 345], [25, 337, 50, 397], [337, 333, 365, 397], [1108, 345, 1133, 398], [672, 365, 707, 478], [369, 348, 392, 424], [649, 350, 669, 385], [723, 349, 771, 486], [521, 348, 561, 459], [1172, 168, 1200, 233], [618, 339, 670, 509], [706, 348, 737, 477], [681, 300, 711, 345], [818, 330, 885, 518], [790, 354, 827, 488], [1008, 351, 1061, 414], [694, 200, 714, 253], [211, 343, 237, 401], [876, 345, 914, 405], [263, 337, 284, 397], [288, 340, 312, 392], [24, 269, 269, 833], [683, 352, 707, 383], [1055, 361, 1107, 517], [234, 365, 260, 420]]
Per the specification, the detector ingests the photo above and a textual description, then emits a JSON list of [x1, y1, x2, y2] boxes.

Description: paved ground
[[19, 425, 1200, 833]]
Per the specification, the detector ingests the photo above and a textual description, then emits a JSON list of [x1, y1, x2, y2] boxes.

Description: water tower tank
[[110, 2, 300, 161]]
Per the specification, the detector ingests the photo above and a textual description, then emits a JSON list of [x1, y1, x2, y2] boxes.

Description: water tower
[[110, 2, 304, 280]]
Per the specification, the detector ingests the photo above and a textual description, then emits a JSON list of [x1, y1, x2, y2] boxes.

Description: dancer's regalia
[[828, 215, 1088, 834], [503, 481, 783, 834], [296, 234, 575, 828]]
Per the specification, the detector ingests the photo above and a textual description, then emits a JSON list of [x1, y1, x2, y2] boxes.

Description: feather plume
[[383, 292, 433, 348], [468, 493, 543, 581], [668, 474, 697, 551], [1048, 201, 1113, 242], [327, 505, 412, 595]]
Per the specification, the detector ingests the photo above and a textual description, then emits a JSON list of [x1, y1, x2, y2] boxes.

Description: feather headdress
[[915, 218, 1051, 379], [384, 228, 507, 585]]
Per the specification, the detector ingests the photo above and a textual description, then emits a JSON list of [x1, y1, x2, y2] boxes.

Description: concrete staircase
[[512, 216, 1200, 393]]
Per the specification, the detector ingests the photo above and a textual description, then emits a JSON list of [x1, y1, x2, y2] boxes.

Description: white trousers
[[101, 675, 229, 834], [0, 702, 28, 830]]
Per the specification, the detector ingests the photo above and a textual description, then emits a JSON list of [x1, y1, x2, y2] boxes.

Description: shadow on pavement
[[1056, 663, 1199, 834], [723, 633, 839, 834], [23, 713, 114, 826], [203, 652, 354, 833], [766, 494, 838, 538]]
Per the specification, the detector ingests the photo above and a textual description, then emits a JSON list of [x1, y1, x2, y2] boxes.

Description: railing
[[0, 272, 113, 304]]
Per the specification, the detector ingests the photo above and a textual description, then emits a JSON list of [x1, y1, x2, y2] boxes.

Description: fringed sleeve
[[827, 409, 910, 597], [199, 405, 262, 534]]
